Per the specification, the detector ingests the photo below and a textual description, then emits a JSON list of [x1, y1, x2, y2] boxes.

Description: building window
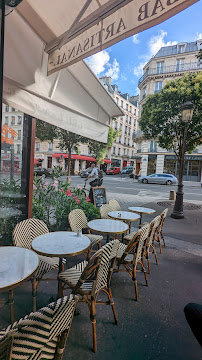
[[17, 130, 21, 140], [116, 97, 119, 105], [119, 136, 121, 143], [113, 146, 116, 155], [124, 137, 126, 145], [125, 127, 127, 135], [35, 142, 40, 151], [178, 44, 185, 54], [127, 149, 129, 156], [12, 107, 15, 112], [18, 116, 22, 124], [124, 148, 126, 155], [128, 128, 130, 136], [176, 58, 184, 72], [149, 141, 157, 152], [142, 87, 146, 99], [154, 81, 162, 93], [126, 104, 128, 111], [128, 139, 130, 146], [125, 115, 128, 123], [134, 109, 136, 115], [115, 122, 117, 130], [17, 144, 21, 154], [129, 117, 132, 124], [156, 61, 164, 74], [48, 142, 53, 151], [118, 148, 120, 155], [119, 123, 122, 131], [121, 100, 123, 107], [132, 150, 134, 157], [5, 105, 9, 112], [130, 106, 132, 113], [11, 116, 15, 125], [5, 116, 8, 124]]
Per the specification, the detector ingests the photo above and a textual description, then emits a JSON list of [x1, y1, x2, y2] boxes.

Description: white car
[[138, 173, 177, 185]]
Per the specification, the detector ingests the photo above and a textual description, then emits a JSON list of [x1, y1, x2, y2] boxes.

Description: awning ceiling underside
[[3, 5, 123, 143]]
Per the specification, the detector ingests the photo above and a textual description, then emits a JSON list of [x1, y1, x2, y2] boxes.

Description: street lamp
[[171, 99, 194, 219]]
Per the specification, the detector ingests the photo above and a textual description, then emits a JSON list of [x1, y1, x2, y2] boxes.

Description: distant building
[[99, 76, 139, 170], [135, 40, 202, 181]]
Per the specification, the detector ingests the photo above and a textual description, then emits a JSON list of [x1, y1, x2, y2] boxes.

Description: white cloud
[[149, 30, 177, 56], [133, 61, 147, 77], [132, 34, 139, 44], [105, 59, 120, 80], [86, 50, 110, 75], [196, 32, 202, 40]]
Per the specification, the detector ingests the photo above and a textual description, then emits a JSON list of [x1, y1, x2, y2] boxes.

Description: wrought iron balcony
[[132, 130, 144, 143], [138, 62, 202, 85]]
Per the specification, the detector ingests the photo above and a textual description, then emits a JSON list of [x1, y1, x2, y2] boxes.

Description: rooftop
[[154, 40, 202, 58]]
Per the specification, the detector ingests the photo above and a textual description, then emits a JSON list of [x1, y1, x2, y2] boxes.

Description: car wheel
[[166, 180, 172, 185], [142, 178, 148, 184]]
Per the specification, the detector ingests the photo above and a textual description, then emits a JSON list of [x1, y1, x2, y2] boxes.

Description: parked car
[[79, 167, 92, 178], [121, 166, 134, 174], [106, 167, 120, 175], [34, 167, 52, 177], [138, 173, 177, 185]]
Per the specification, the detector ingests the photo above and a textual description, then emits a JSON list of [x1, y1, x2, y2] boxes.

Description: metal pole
[[0, 0, 5, 169], [171, 122, 188, 219]]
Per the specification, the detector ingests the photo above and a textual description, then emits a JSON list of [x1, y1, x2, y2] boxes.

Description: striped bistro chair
[[58, 240, 120, 352], [0, 295, 78, 360], [143, 216, 161, 274], [155, 208, 168, 253], [68, 209, 102, 254], [13, 219, 63, 312], [115, 224, 150, 301], [99, 204, 113, 219], [109, 199, 121, 211]]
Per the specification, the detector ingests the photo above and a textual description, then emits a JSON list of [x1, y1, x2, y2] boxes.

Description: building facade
[[99, 76, 139, 170], [135, 40, 202, 181]]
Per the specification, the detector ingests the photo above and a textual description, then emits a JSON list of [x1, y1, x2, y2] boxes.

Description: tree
[[36, 120, 88, 178], [139, 72, 202, 187], [88, 126, 121, 164]]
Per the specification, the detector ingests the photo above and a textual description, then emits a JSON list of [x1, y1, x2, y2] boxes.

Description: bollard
[[169, 190, 176, 201]]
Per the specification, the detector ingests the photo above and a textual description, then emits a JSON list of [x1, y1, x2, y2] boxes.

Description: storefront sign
[[1, 124, 17, 144], [165, 155, 202, 161], [48, 0, 198, 74]]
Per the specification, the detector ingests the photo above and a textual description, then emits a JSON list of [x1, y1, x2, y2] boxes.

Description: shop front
[[164, 155, 202, 182]]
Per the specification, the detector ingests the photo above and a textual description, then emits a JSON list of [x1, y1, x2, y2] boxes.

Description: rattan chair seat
[[86, 234, 103, 246], [124, 230, 137, 242]]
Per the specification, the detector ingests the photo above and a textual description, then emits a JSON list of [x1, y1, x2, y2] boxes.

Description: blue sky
[[85, 0, 202, 96]]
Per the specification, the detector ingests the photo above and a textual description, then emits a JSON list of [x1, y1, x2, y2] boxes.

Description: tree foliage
[[89, 125, 121, 163], [139, 72, 202, 157]]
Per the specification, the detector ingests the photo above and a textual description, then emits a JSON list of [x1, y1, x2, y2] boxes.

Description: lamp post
[[171, 99, 194, 219]]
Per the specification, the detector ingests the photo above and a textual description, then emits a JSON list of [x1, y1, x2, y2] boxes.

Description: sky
[[85, 0, 202, 96]]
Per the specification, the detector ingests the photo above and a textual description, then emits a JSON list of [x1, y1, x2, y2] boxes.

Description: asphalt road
[[64, 175, 202, 204]]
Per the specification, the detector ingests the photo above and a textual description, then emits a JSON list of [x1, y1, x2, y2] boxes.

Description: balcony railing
[[132, 130, 144, 140], [138, 62, 202, 85]]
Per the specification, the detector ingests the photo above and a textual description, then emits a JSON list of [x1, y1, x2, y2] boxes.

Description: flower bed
[[32, 175, 100, 231]]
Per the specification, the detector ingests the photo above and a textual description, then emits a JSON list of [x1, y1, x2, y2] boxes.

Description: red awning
[[52, 153, 96, 161], [103, 159, 112, 164]]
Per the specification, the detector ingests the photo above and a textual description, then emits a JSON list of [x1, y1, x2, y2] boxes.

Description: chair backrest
[[99, 204, 113, 219], [159, 208, 168, 232], [74, 240, 120, 297], [68, 209, 88, 232], [0, 295, 78, 360], [122, 224, 150, 263], [109, 199, 121, 211], [145, 215, 161, 248], [12, 218, 49, 249]]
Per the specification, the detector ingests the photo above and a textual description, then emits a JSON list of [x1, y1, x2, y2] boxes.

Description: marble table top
[[108, 211, 140, 222], [128, 207, 156, 214], [32, 231, 91, 257], [0, 247, 39, 292], [88, 219, 128, 234]]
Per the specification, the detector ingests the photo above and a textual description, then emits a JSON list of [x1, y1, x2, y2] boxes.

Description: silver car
[[138, 173, 177, 185]]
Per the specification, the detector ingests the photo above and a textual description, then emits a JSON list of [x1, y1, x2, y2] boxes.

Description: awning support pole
[[0, 0, 5, 167]]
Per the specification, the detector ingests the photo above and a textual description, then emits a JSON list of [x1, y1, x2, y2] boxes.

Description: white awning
[[3, 8, 123, 143], [15, 0, 198, 74]]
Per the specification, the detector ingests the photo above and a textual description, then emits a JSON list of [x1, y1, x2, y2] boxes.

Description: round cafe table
[[128, 207, 156, 225], [108, 211, 140, 233], [0, 247, 39, 324], [32, 232, 91, 299], [88, 219, 129, 242]]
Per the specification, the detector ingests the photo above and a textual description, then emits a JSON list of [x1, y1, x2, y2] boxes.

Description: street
[[65, 175, 202, 205]]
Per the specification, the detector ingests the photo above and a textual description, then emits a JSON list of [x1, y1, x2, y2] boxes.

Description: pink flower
[[66, 190, 72, 196], [76, 198, 80, 204], [86, 196, 91, 202], [33, 185, 37, 190], [61, 189, 65, 192], [73, 196, 77, 199], [54, 179, 58, 184], [45, 181, 49, 186], [77, 185, 82, 189]]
